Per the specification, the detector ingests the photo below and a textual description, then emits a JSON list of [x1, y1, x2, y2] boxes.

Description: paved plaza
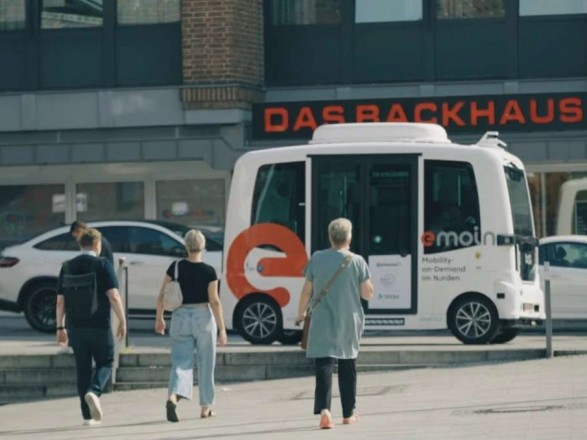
[[2, 313, 587, 439], [1, 353, 587, 440]]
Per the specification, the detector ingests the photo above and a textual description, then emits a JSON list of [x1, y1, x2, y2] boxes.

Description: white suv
[[0, 220, 222, 332]]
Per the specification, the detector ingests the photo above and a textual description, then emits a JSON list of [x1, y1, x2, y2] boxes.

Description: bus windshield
[[504, 165, 534, 237]]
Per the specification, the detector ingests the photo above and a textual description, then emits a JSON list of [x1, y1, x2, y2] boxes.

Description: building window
[[156, 179, 226, 227], [76, 182, 144, 221], [0, 0, 25, 31], [117, 0, 180, 25], [520, 0, 587, 16], [355, 0, 422, 23], [270, 0, 341, 25], [0, 184, 66, 248], [42, 0, 103, 29], [436, 0, 505, 19]]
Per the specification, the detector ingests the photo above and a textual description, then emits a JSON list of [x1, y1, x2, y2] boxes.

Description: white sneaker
[[84, 392, 103, 422], [57, 346, 73, 355], [82, 419, 101, 426]]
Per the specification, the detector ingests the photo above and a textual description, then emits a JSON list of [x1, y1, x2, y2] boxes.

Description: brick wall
[[181, 0, 264, 109]]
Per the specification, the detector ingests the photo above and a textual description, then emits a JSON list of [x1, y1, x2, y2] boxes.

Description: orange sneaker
[[342, 414, 359, 425], [319, 410, 334, 429]]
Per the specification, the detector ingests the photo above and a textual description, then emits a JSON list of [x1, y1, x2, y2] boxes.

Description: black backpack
[[62, 259, 100, 321]]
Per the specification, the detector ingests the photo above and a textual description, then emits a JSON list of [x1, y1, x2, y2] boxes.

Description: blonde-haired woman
[[155, 229, 227, 422]]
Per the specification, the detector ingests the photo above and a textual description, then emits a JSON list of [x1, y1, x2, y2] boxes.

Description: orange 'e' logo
[[226, 223, 308, 307]]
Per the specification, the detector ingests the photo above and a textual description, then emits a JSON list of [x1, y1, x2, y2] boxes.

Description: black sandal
[[201, 408, 215, 418], [166, 400, 179, 423]]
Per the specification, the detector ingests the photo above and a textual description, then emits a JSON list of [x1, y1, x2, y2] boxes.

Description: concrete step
[[118, 351, 311, 368], [112, 364, 433, 391], [115, 363, 317, 383], [0, 383, 79, 403], [0, 354, 75, 369], [118, 348, 546, 369], [358, 348, 546, 364], [0, 368, 78, 385]]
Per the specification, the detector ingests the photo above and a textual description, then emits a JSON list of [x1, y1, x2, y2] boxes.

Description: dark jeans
[[68, 327, 114, 420], [314, 357, 357, 419]]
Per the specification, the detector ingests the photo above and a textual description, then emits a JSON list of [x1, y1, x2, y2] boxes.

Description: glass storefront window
[[76, 182, 144, 221], [0, 0, 25, 31], [355, 0, 422, 23], [436, 0, 505, 19], [156, 179, 226, 228], [117, 0, 180, 25], [270, 0, 341, 25], [520, 0, 587, 16], [42, 0, 103, 29], [0, 184, 65, 248]]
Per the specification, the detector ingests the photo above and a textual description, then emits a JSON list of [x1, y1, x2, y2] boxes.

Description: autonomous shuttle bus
[[220, 123, 545, 345]]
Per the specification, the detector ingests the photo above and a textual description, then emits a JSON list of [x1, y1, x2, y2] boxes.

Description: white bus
[[220, 123, 544, 345]]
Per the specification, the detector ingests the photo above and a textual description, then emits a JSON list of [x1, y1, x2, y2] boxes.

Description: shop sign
[[252, 92, 586, 140]]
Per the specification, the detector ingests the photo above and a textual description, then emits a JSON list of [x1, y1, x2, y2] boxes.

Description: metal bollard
[[116, 257, 128, 350], [543, 261, 553, 358]]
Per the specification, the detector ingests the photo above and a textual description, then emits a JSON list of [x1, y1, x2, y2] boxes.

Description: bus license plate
[[523, 303, 534, 312]]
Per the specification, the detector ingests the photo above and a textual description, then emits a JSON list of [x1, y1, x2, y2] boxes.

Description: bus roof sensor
[[478, 131, 507, 149]]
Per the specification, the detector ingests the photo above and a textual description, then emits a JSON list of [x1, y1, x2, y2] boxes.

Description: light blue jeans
[[168, 305, 217, 406]]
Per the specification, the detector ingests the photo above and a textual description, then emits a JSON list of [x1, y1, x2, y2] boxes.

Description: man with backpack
[[55, 228, 127, 426]]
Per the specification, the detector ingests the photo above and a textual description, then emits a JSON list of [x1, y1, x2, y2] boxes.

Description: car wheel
[[448, 294, 500, 345], [24, 281, 58, 333], [236, 296, 282, 345], [277, 330, 303, 345], [490, 328, 519, 344]]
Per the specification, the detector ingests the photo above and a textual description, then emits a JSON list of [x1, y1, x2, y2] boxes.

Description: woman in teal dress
[[296, 218, 374, 429]]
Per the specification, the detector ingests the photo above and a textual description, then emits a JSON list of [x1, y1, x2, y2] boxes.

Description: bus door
[[311, 155, 419, 315]]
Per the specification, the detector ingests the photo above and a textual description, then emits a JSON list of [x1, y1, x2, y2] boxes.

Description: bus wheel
[[448, 295, 500, 345], [278, 330, 303, 345], [236, 296, 282, 345], [490, 328, 519, 344]]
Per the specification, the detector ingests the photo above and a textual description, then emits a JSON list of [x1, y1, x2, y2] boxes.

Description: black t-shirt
[[100, 236, 114, 265], [166, 260, 218, 304], [57, 254, 119, 329]]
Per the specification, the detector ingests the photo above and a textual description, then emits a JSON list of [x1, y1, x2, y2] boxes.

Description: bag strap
[[174, 259, 180, 281], [307, 253, 352, 314]]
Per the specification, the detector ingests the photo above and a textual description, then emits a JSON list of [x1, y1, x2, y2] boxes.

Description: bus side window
[[251, 162, 305, 244], [424, 160, 481, 254]]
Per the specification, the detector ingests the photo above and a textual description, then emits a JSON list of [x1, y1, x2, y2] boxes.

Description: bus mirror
[[497, 234, 515, 246]]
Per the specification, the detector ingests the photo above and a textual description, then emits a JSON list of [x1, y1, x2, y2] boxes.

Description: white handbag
[[162, 260, 183, 312]]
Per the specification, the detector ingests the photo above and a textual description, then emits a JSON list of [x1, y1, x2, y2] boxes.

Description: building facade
[[0, 0, 586, 246]]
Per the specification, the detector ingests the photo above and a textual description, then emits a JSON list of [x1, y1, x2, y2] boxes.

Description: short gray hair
[[328, 218, 352, 246], [184, 229, 206, 253]]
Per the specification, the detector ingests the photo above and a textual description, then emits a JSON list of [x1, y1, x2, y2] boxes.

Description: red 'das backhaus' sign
[[251, 93, 586, 140]]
